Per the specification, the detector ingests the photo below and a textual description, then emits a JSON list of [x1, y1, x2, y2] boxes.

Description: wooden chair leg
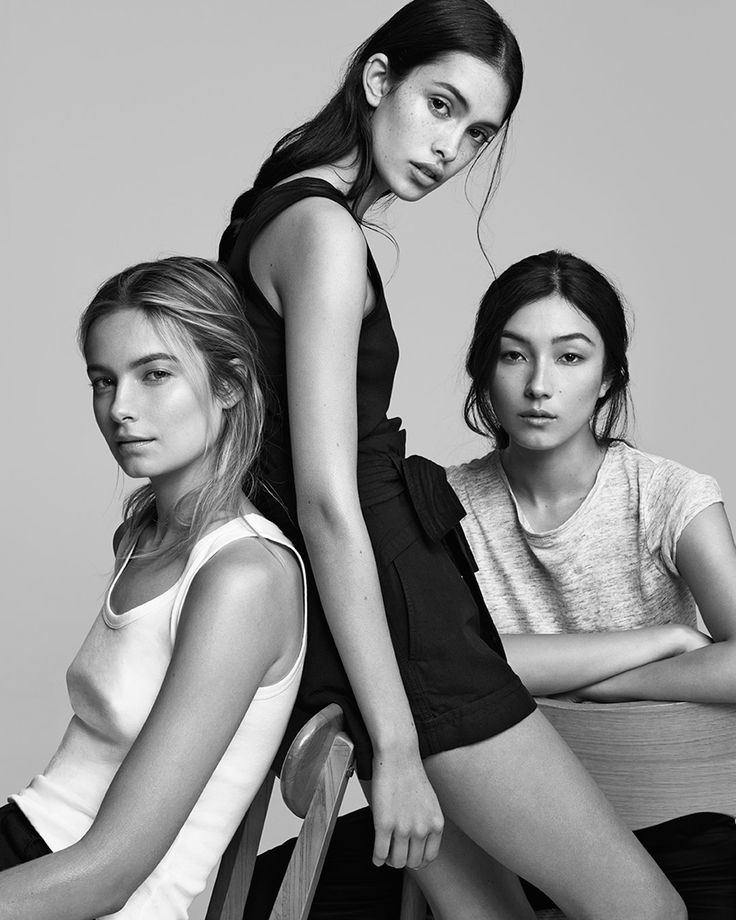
[[206, 772, 275, 920], [268, 732, 355, 920]]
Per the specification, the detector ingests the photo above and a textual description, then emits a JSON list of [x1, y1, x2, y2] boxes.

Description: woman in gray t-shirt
[[451, 249, 736, 918]]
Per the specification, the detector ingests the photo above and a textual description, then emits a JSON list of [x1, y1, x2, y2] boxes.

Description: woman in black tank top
[[220, 3, 683, 917]]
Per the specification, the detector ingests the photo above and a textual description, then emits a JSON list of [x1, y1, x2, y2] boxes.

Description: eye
[[144, 369, 172, 384], [499, 350, 525, 363], [559, 353, 583, 365], [90, 376, 114, 393], [468, 127, 492, 147], [428, 96, 450, 118]]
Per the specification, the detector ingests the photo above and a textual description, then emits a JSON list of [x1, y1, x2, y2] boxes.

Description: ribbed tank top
[[12, 514, 307, 920]]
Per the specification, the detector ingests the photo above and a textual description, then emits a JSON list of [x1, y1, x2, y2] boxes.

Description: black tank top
[[220, 178, 407, 538], [220, 178, 475, 773]]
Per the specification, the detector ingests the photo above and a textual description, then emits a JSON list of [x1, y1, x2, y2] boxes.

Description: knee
[[642, 889, 687, 920]]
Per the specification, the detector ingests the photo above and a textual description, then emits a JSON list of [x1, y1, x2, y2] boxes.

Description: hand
[[369, 745, 444, 870]]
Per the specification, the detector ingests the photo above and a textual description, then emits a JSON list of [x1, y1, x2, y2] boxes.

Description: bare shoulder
[[262, 195, 367, 271], [185, 535, 303, 631]]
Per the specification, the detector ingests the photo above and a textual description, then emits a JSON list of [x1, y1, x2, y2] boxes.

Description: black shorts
[[0, 801, 51, 870], [275, 455, 535, 779], [364, 482, 535, 762]]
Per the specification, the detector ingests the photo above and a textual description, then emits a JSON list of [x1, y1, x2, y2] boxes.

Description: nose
[[524, 359, 553, 400], [433, 125, 462, 164], [109, 380, 138, 424]]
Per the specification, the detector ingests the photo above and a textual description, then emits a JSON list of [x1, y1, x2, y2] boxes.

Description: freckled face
[[84, 309, 223, 493], [490, 295, 610, 453], [367, 51, 511, 201]]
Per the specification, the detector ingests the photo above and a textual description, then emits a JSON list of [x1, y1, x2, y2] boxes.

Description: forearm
[[576, 638, 736, 704], [300, 507, 419, 755], [0, 839, 125, 920], [503, 625, 697, 696]]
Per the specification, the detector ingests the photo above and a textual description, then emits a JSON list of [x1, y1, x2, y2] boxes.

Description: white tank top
[[12, 514, 307, 920]]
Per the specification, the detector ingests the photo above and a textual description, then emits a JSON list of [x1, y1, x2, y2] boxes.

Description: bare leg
[[422, 710, 685, 920], [408, 817, 537, 920]]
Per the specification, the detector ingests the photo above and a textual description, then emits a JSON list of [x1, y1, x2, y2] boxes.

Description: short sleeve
[[446, 462, 469, 507], [643, 459, 722, 576]]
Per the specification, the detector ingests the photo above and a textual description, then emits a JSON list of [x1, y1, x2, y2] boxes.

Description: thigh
[[410, 815, 536, 920], [424, 710, 685, 920]]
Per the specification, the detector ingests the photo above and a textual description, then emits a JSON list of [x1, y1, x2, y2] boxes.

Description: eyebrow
[[86, 352, 180, 374], [501, 331, 597, 347], [433, 81, 502, 133]]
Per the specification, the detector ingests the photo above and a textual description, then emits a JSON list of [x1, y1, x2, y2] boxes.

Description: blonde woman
[[0, 257, 306, 920]]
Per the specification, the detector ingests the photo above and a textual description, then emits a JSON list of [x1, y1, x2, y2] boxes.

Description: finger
[[421, 825, 443, 867], [406, 832, 429, 870], [387, 830, 409, 869], [372, 823, 391, 867]]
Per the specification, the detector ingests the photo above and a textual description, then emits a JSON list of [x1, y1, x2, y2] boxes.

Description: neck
[[145, 464, 213, 549], [500, 432, 607, 505]]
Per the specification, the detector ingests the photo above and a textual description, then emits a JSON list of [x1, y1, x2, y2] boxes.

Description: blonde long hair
[[79, 256, 265, 559]]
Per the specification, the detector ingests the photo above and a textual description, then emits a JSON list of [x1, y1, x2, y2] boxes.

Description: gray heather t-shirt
[[446, 442, 722, 635]]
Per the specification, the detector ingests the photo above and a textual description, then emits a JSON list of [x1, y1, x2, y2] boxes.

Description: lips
[[115, 436, 154, 449], [520, 410, 555, 419], [411, 161, 443, 183]]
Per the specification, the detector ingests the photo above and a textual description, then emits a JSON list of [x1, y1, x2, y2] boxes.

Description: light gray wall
[[2, 2, 734, 917]]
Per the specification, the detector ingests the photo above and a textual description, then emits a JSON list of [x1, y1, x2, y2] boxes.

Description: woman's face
[[366, 51, 510, 201], [490, 295, 610, 454], [85, 308, 223, 494]]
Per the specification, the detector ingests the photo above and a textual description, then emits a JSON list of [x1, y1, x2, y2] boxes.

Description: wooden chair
[[533, 698, 736, 919], [207, 702, 425, 920]]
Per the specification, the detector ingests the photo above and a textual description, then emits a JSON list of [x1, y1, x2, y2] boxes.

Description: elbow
[[296, 491, 362, 546], [93, 864, 142, 916], [74, 837, 148, 916]]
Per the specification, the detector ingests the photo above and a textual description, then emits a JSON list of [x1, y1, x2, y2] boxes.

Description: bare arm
[[265, 198, 443, 869], [574, 503, 736, 703], [0, 539, 301, 919], [502, 624, 710, 697]]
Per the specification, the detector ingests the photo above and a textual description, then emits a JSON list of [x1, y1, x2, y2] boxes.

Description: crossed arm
[[502, 503, 736, 704], [0, 538, 302, 920]]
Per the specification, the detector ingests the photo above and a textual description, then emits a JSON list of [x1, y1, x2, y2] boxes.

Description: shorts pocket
[[393, 534, 479, 664]]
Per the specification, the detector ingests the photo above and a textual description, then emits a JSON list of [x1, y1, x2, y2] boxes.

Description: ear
[[598, 373, 613, 401], [218, 360, 245, 410], [362, 53, 391, 109]]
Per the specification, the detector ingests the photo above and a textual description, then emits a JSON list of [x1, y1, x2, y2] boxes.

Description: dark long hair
[[464, 250, 631, 447], [222, 0, 522, 254]]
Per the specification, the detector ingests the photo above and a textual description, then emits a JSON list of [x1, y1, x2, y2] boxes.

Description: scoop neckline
[[103, 514, 271, 625], [495, 444, 617, 540]]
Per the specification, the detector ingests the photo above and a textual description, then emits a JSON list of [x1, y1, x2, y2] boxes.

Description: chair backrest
[[208, 702, 424, 920], [207, 703, 356, 920], [269, 703, 356, 920], [537, 698, 736, 829]]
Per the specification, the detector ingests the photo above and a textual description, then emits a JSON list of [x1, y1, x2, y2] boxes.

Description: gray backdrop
[[2, 2, 735, 917]]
